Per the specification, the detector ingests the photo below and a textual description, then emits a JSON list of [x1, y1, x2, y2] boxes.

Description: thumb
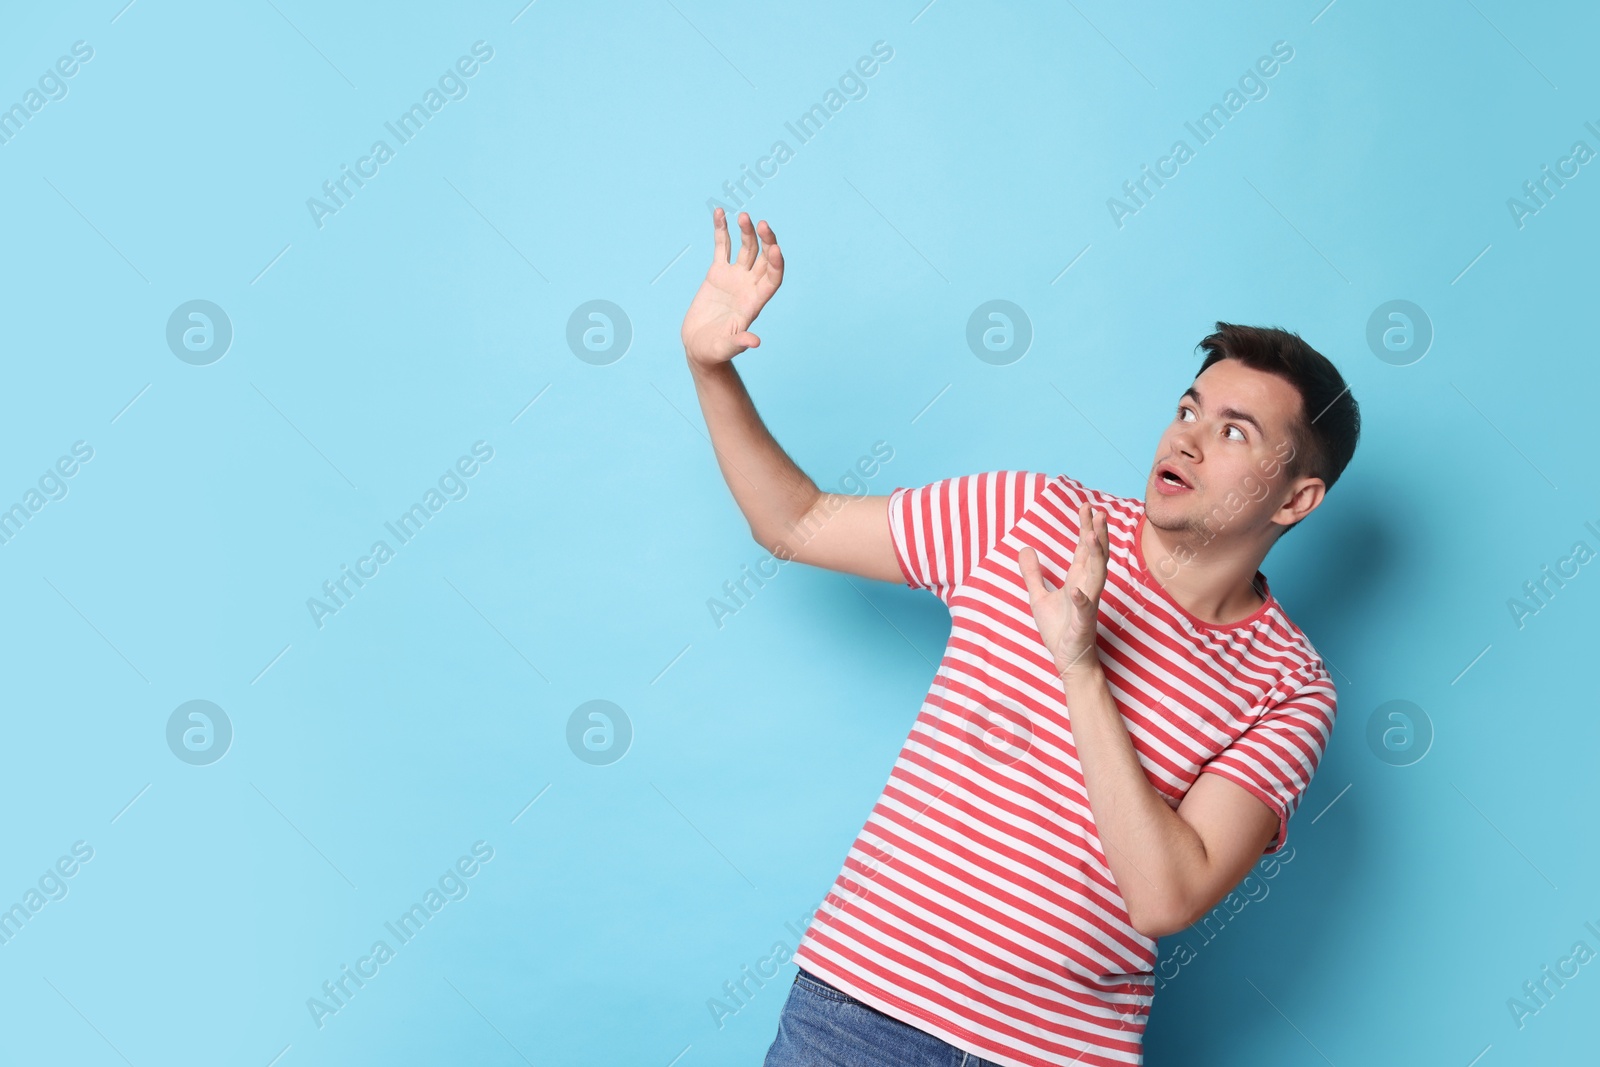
[[734, 331, 760, 348], [1018, 547, 1048, 597]]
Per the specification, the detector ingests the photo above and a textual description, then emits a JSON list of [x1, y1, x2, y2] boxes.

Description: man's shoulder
[[1046, 473, 1143, 515], [1266, 619, 1338, 703]]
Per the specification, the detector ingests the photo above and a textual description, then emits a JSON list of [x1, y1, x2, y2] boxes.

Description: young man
[[681, 209, 1359, 1067]]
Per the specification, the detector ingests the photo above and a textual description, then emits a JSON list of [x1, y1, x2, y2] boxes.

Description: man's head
[[1146, 322, 1360, 547]]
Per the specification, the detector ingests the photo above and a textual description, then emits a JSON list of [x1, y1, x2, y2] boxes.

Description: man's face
[[1146, 358, 1308, 543]]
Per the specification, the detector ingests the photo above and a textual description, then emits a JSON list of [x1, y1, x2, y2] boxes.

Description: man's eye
[[1179, 406, 1245, 441]]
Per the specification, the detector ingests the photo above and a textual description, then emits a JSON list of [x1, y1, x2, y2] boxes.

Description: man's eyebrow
[[1180, 386, 1265, 438]]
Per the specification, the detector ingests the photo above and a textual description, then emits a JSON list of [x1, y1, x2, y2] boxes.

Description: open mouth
[[1157, 466, 1193, 491]]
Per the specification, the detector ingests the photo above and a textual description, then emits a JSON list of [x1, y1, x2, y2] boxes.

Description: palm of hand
[[1018, 501, 1110, 677], [681, 209, 783, 364]]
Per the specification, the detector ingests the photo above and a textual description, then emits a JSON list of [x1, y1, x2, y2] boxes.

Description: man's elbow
[[750, 524, 793, 560], [1127, 893, 1190, 940], [750, 499, 818, 558]]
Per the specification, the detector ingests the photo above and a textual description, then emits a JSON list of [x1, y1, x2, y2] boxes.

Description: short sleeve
[[886, 470, 1050, 604], [1198, 668, 1338, 855]]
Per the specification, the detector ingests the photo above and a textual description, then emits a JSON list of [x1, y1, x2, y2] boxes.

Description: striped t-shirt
[[790, 470, 1338, 1067]]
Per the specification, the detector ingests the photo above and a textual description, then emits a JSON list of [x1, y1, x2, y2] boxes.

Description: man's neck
[[1140, 516, 1270, 626]]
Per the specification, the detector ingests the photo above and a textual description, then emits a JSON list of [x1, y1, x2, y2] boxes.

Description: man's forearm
[[1061, 662, 1209, 937], [686, 358, 819, 547]]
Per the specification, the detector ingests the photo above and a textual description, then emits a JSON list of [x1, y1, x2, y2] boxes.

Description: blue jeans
[[763, 967, 1005, 1067]]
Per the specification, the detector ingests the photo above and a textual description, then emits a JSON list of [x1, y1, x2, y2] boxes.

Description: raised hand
[[681, 208, 784, 370], [1018, 501, 1110, 680]]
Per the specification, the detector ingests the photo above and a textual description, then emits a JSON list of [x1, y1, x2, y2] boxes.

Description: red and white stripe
[[791, 471, 1336, 1067]]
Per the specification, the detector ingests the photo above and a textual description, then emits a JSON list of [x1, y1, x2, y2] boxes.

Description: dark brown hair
[[1195, 322, 1360, 536]]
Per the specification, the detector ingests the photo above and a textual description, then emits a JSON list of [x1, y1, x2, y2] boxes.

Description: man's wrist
[[1057, 656, 1103, 686], [685, 351, 725, 377]]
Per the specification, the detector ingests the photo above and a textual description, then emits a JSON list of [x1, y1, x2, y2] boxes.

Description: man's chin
[[1144, 493, 1197, 529]]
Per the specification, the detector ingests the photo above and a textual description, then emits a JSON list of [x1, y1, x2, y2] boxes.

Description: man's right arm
[[680, 209, 902, 586], [687, 359, 901, 584]]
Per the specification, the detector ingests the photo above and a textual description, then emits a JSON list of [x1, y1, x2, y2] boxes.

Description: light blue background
[[0, 1, 1595, 1064]]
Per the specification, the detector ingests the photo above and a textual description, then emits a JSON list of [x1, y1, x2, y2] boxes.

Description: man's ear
[[1275, 477, 1325, 527]]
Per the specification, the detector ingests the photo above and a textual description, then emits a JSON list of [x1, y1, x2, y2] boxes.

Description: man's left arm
[[1060, 662, 1279, 939], [1018, 500, 1331, 939]]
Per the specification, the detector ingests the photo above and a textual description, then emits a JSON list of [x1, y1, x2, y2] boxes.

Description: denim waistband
[[796, 966, 843, 993], [797, 966, 865, 1003]]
